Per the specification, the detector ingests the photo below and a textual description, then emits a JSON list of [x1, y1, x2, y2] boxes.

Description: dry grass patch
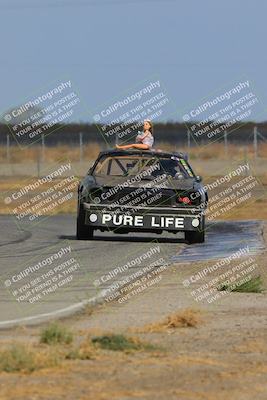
[[2, 142, 267, 164], [0, 343, 59, 373], [65, 341, 97, 360], [133, 309, 202, 333], [0, 143, 101, 163]]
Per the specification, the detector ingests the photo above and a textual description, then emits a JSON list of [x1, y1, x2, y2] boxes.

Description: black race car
[[76, 149, 208, 243]]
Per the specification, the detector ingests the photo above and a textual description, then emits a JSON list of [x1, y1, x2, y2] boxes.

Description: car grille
[[98, 187, 179, 207]]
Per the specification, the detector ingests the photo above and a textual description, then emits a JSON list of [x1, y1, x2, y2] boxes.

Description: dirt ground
[[0, 224, 266, 400]]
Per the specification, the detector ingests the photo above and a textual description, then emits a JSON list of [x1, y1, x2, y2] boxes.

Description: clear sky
[[0, 0, 266, 122]]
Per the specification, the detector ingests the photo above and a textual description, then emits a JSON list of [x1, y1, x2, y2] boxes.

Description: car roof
[[97, 148, 188, 160]]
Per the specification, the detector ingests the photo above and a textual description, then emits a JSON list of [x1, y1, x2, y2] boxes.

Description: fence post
[[41, 134, 45, 163], [243, 146, 248, 175], [253, 126, 258, 161], [79, 132, 83, 163], [6, 134, 10, 163], [224, 130, 228, 158], [187, 129, 191, 150], [37, 146, 41, 178]]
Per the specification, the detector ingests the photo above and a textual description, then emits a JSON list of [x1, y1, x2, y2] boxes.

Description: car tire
[[76, 203, 94, 240], [185, 229, 205, 244]]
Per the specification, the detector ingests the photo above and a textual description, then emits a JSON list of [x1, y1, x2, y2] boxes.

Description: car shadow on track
[[59, 234, 185, 244]]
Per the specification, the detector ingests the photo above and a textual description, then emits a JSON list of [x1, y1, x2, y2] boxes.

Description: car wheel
[[185, 229, 205, 244], [76, 204, 94, 240]]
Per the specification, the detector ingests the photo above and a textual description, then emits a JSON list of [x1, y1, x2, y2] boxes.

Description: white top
[[136, 131, 154, 148]]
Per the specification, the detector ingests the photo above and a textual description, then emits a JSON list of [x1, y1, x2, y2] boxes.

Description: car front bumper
[[83, 203, 205, 232]]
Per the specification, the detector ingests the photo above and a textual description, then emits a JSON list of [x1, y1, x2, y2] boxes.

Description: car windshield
[[93, 155, 194, 178]]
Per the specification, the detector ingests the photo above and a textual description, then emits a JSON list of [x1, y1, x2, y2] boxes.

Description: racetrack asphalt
[[0, 214, 264, 328]]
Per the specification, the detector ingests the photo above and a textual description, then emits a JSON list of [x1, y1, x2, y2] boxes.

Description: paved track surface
[[0, 215, 264, 328]]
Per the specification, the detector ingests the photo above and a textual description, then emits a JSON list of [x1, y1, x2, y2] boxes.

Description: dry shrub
[[40, 323, 73, 345], [134, 309, 202, 333], [164, 309, 201, 328], [91, 334, 153, 352], [0, 343, 59, 373], [65, 341, 97, 360]]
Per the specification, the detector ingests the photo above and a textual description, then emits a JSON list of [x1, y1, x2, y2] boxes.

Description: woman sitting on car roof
[[116, 120, 154, 150]]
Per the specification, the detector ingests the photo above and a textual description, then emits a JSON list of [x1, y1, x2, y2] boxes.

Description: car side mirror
[[196, 175, 202, 182]]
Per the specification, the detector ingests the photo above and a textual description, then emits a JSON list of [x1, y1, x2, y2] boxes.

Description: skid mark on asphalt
[[173, 220, 265, 262]]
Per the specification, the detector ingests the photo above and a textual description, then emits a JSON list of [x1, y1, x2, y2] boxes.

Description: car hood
[[93, 175, 197, 191]]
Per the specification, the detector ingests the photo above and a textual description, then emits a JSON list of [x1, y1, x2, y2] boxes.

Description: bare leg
[[116, 143, 150, 150]]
